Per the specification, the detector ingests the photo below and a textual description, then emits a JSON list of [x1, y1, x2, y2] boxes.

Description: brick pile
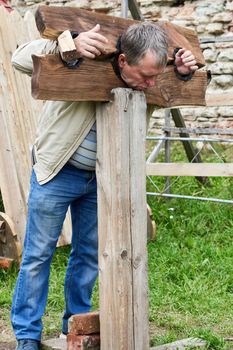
[[67, 312, 100, 350]]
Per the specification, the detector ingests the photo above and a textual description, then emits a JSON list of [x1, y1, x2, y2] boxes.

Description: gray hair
[[120, 22, 168, 67]]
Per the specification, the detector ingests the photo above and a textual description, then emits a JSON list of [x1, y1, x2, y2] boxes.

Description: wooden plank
[[0, 213, 21, 261], [35, 6, 205, 66], [31, 54, 207, 107], [58, 30, 78, 62], [96, 88, 149, 350], [128, 0, 144, 21], [0, 7, 71, 248], [0, 8, 33, 244], [146, 163, 233, 177]]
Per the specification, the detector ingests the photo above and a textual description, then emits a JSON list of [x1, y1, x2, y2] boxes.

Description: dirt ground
[[0, 316, 16, 350]]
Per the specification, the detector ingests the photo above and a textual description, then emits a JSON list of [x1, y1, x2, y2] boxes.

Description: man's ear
[[118, 53, 127, 69]]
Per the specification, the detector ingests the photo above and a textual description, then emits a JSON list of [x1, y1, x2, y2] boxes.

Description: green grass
[[146, 143, 233, 349], [0, 143, 232, 348], [147, 194, 232, 349]]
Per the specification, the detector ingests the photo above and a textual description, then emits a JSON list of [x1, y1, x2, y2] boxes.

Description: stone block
[[203, 49, 218, 62], [68, 312, 100, 335], [206, 23, 224, 35], [214, 74, 233, 89], [195, 2, 224, 16], [200, 43, 216, 50], [67, 334, 100, 350], [196, 25, 206, 34], [228, 22, 233, 32], [41, 337, 67, 350], [218, 48, 233, 62], [198, 15, 210, 24], [171, 19, 189, 28], [218, 105, 233, 117], [212, 11, 233, 23], [64, 0, 90, 8], [208, 62, 233, 74], [215, 42, 233, 49], [89, 0, 114, 12], [173, 4, 196, 19], [226, 2, 233, 10]]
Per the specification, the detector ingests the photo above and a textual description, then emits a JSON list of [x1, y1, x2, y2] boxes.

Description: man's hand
[[174, 48, 198, 76], [73, 24, 108, 59]]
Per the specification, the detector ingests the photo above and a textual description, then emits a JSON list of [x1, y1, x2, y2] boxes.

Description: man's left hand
[[174, 48, 198, 75]]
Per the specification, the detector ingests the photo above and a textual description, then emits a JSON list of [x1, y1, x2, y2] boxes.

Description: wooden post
[[96, 88, 149, 350]]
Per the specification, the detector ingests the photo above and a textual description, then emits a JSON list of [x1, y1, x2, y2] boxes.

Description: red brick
[[67, 333, 100, 350], [0, 257, 14, 270], [68, 312, 100, 335]]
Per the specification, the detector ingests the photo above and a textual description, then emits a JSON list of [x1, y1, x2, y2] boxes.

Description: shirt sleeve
[[11, 38, 58, 76]]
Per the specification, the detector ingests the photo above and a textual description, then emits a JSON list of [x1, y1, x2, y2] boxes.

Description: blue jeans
[[11, 164, 98, 341]]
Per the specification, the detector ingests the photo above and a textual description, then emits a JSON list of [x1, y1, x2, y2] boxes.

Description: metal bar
[[146, 136, 233, 143], [162, 127, 233, 136], [146, 139, 165, 163], [146, 192, 233, 204]]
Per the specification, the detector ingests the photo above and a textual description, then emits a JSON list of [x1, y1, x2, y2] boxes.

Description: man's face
[[118, 51, 165, 91]]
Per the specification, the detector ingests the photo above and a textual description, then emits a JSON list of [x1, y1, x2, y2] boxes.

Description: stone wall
[[9, 0, 233, 132]]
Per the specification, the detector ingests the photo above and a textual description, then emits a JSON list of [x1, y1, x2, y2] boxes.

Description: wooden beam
[[146, 163, 233, 177], [170, 108, 208, 184], [57, 30, 78, 63], [128, 0, 144, 21], [96, 88, 149, 350], [32, 6, 207, 107], [35, 6, 205, 66], [31, 54, 207, 107]]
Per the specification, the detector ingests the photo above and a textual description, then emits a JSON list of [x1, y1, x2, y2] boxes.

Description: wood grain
[[31, 54, 208, 107], [35, 5, 205, 66], [96, 89, 149, 350], [146, 163, 233, 177], [0, 7, 71, 250]]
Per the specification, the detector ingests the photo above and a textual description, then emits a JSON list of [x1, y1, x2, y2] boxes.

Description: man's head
[[118, 22, 168, 91]]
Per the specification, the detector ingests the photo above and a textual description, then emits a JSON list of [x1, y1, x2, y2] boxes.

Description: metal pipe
[[146, 139, 165, 163], [146, 192, 233, 204], [146, 136, 233, 143]]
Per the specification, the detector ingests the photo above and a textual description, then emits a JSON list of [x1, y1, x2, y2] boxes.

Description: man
[[11, 21, 198, 350]]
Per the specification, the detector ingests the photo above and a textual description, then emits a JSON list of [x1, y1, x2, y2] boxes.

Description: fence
[[0, 6, 71, 260]]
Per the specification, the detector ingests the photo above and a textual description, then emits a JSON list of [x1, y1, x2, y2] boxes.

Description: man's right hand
[[73, 24, 108, 59]]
